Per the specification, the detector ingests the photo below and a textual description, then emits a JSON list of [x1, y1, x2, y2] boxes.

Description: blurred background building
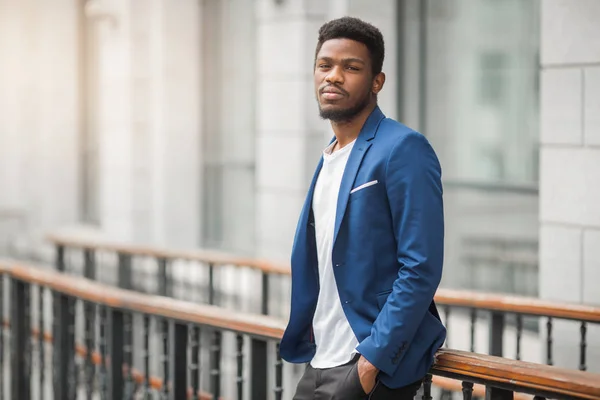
[[0, 0, 599, 375]]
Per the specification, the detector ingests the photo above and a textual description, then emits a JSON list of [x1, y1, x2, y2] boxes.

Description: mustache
[[319, 85, 349, 96]]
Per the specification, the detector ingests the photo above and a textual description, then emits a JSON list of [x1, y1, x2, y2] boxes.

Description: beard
[[318, 92, 372, 122]]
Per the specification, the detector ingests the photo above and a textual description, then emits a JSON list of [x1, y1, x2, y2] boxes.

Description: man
[[279, 16, 446, 399]]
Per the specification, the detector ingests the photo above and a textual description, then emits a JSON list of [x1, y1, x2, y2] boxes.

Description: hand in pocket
[[335, 363, 368, 399], [356, 356, 378, 393]]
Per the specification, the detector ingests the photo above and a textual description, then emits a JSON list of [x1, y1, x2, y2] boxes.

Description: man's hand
[[357, 355, 379, 393]]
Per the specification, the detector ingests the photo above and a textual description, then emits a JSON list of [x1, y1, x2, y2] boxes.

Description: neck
[[330, 102, 377, 147]]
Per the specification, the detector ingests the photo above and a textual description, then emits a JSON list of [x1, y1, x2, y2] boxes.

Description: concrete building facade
[[538, 0, 600, 370]]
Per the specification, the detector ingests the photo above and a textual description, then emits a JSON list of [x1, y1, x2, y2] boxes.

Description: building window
[[478, 51, 506, 106], [397, 0, 541, 295]]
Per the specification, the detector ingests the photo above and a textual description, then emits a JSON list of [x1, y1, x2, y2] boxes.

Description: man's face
[[314, 38, 375, 122]]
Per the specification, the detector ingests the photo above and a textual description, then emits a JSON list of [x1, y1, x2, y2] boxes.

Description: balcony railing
[[1, 258, 600, 400], [47, 233, 600, 367]]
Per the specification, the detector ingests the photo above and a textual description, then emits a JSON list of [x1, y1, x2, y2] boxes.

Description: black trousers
[[292, 356, 422, 400]]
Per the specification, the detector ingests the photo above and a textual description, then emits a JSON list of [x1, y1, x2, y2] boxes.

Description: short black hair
[[315, 16, 385, 76]]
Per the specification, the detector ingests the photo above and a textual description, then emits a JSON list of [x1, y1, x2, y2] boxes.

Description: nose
[[325, 65, 344, 85]]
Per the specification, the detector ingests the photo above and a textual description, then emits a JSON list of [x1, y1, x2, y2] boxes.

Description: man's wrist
[[359, 354, 379, 374]]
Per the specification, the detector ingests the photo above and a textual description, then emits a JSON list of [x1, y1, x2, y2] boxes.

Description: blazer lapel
[[297, 155, 324, 232], [301, 135, 336, 225], [333, 106, 385, 246]]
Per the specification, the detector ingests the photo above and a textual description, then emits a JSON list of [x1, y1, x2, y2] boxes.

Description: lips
[[322, 92, 344, 100], [320, 87, 346, 101]]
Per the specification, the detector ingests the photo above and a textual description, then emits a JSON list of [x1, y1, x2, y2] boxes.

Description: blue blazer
[[279, 106, 447, 389]]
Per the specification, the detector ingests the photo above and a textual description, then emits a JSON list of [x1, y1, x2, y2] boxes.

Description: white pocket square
[[350, 180, 378, 194]]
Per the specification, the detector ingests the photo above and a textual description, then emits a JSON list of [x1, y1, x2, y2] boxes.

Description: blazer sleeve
[[355, 131, 444, 377]]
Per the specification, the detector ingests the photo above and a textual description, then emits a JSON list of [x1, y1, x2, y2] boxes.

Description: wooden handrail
[[432, 349, 600, 400], [435, 288, 600, 322], [0, 259, 285, 340], [46, 233, 290, 275], [2, 258, 600, 399], [47, 233, 600, 323]]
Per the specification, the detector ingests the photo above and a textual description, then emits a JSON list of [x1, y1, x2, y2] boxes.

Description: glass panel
[[401, 0, 541, 295], [424, 0, 540, 185]]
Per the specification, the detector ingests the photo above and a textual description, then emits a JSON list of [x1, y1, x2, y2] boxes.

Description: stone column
[[94, 0, 135, 241], [539, 0, 600, 372], [254, 0, 329, 262], [92, 0, 201, 246], [0, 0, 80, 258], [132, 0, 202, 247]]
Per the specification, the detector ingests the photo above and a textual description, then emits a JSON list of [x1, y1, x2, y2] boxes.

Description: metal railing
[[1, 258, 600, 400], [48, 233, 288, 399], [47, 233, 600, 371]]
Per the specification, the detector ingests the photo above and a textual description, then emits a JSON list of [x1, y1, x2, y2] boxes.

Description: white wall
[[254, 0, 330, 262], [539, 0, 600, 372], [0, 0, 202, 254], [0, 0, 399, 262], [94, 0, 201, 246], [0, 0, 80, 256]]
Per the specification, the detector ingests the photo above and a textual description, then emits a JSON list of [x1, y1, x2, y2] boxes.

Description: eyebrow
[[317, 56, 366, 65]]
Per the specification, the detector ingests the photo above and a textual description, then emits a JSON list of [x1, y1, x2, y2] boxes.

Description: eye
[[318, 64, 331, 69], [346, 66, 360, 71]]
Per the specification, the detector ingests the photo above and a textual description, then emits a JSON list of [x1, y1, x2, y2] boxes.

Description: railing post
[[173, 322, 188, 400], [110, 309, 125, 399], [53, 293, 75, 400], [208, 263, 215, 305], [261, 272, 269, 317], [84, 249, 96, 279], [83, 249, 96, 398], [251, 272, 269, 400], [38, 286, 45, 400], [53, 244, 68, 399], [123, 313, 134, 397], [275, 343, 283, 400], [67, 298, 77, 400], [118, 254, 132, 290], [11, 280, 30, 400], [489, 312, 504, 357], [210, 331, 222, 399], [158, 258, 170, 297], [422, 374, 432, 400], [251, 340, 267, 400], [485, 386, 514, 400], [110, 254, 131, 399], [161, 319, 170, 399], [56, 245, 65, 272]]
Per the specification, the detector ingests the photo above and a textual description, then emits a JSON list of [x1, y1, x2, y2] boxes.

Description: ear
[[372, 72, 386, 94]]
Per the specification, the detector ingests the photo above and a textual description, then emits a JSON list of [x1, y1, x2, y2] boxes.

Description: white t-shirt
[[310, 139, 359, 369]]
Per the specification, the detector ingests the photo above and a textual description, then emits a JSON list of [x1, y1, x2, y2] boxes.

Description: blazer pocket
[[350, 180, 378, 194]]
